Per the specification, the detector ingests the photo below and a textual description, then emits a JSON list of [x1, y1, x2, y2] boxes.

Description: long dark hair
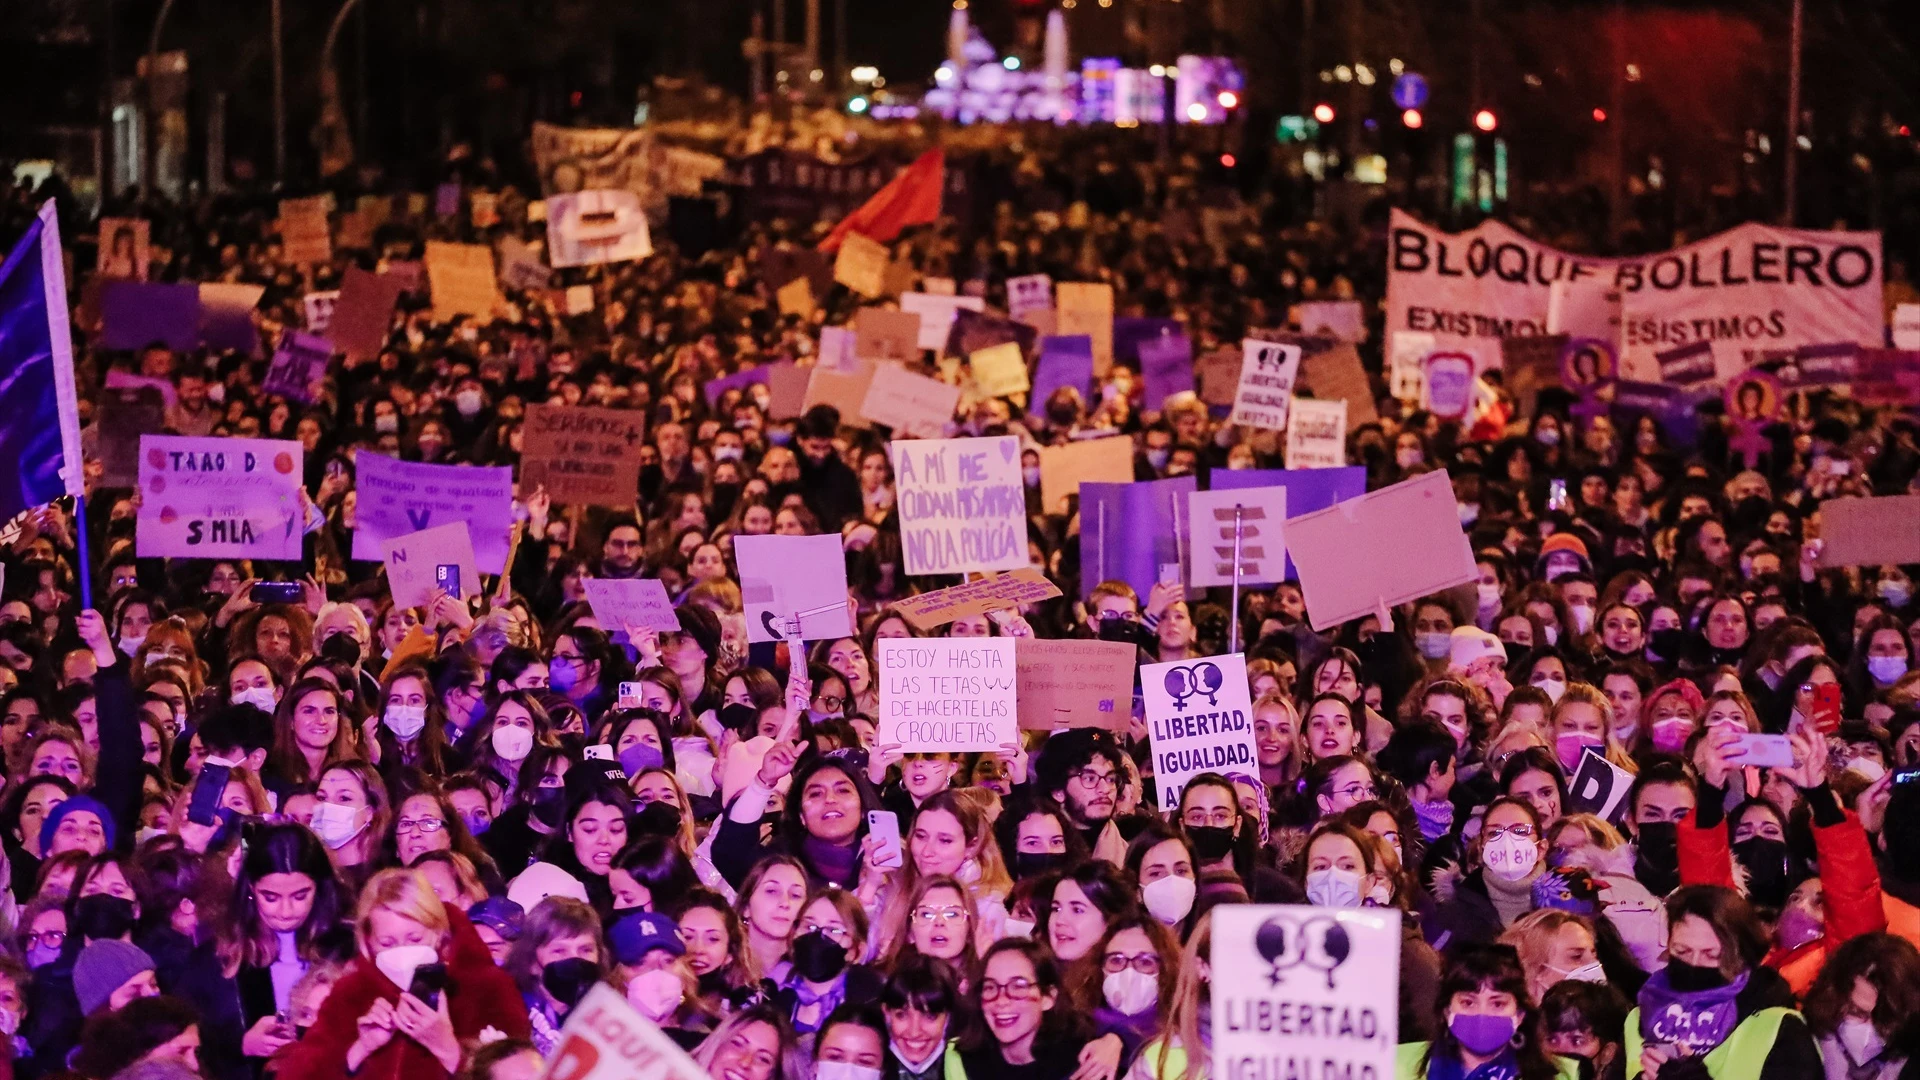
[[964, 938, 1090, 1050], [1419, 944, 1559, 1080], [1803, 933, 1920, 1041], [220, 822, 350, 969]]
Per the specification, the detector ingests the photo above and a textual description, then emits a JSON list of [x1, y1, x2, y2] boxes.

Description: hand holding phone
[[1727, 733, 1795, 769], [1806, 682, 1843, 735], [435, 564, 461, 600], [250, 581, 303, 604], [867, 810, 903, 869], [407, 962, 448, 1008]]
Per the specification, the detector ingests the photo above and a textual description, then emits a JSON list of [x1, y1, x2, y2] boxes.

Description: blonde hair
[[354, 868, 450, 956], [1500, 908, 1597, 1000], [1551, 682, 1639, 775], [873, 790, 1009, 955]]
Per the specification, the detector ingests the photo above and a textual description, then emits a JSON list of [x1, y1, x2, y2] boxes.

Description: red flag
[[816, 149, 945, 254]]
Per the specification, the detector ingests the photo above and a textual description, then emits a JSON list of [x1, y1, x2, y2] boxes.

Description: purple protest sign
[[703, 366, 772, 409], [1724, 369, 1782, 467], [350, 451, 517, 573], [101, 282, 201, 352], [263, 330, 334, 405], [1031, 335, 1095, 407], [1139, 333, 1194, 411]]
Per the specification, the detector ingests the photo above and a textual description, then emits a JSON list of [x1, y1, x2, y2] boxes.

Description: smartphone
[[1729, 733, 1796, 769], [617, 682, 644, 709], [435, 563, 461, 599], [867, 810, 903, 869], [1894, 767, 1920, 788], [188, 762, 231, 826], [325, 459, 345, 479], [408, 962, 448, 1008], [1157, 563, 1183, 586], [1548, 478, 1570, 513], [583, 743, 612, 762], [1807, 682, 1843, 735], [250, 581, 303, 604]]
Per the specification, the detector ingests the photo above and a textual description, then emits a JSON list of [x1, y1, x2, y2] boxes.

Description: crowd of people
[[0, 130, 1918, 1080]]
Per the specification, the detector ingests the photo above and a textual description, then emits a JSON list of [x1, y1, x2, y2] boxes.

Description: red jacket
[[273, 908, 530, 1080]]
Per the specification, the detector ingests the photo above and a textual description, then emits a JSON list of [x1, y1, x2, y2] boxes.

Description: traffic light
[[1216, 90, 1239, 110], [1402, 108, 1423, 129], [1474, 109, 1498, 132]]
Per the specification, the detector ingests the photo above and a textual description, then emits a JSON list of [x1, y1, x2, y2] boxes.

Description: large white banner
[[1213, 905, 1400, 1080], [1386, 208, 1883, 376]]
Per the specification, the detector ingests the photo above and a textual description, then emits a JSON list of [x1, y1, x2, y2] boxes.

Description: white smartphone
[[1730, 733, 1796, 769], [867, 810, 903, 869]]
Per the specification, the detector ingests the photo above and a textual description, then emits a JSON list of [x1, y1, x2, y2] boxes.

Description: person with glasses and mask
[[960, 939, 1096, 1080], [1076, 915, 1179, 1070], [1433, 797, 1549, 953], [1175, 773, 1300, 904]]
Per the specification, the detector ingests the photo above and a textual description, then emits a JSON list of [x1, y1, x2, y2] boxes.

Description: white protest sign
[[137, 436, 305, 560], [546, 190, 654, 268], [350, 452, 516, 573], [302, 291, 339, 335], [1212, 904, 1400, 1080], [1186, 487, 1286, 589], [1285, 398, 1348, 470], [582, 578, 682, 636], [1284, 470, 1479, 632], [861, 362, 961, 437], [736, 533, 854, 643], [1566, 747, 1635, 822], [543, 982, 708, 1080], [891, 436, 1027, 576], [1297, 300, 1366, 342], [1006, 273, 1052, 318], [1230, 340, 1301, 430], [1140, 652, 1257, 812], [899, 292, 986, 352], [380, 522, 480, 610], [1422, 351, 1475, 418], [876, 637, 1017, 753], [1387, 330, 1434, 401], [1896, 304, 1920, 350]]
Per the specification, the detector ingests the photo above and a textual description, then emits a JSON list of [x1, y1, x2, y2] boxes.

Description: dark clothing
[[957, 1037, 1091, 1080], [92, 658, 145, 853], [480, 804, 552, 879], [166, 945, 279, 1080], [18, 949, 78, 1080], [796, 450, 863, 532]]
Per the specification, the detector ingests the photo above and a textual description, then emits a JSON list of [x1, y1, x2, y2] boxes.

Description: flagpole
[[73, 493, 92, 610], [1228, 504, 1243, 652]]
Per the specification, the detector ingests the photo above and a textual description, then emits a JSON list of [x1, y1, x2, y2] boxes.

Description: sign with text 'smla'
[[877, 637, 1017, 753], [1140, 651, 1257, 812], [1211, 905, 1399, 1080], [1230, 340, 1301, 430], [520, 404, 646, 507], [891, 436, 1028, 576], [137, 436, 305, 560]]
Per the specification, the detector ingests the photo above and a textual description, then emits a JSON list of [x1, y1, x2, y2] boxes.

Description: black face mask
[[1648, 629, 1688, 662], [609, 904, 648, 925], [531, 786, 568, 829], [73, 893, 136, 941], [1504, 641, 1530, 668], [697, 970, 730, 998], [1732, 837, 1796, 909], [1187, 824, 1237, 862], [1663, 958, 1728, 992], [790, 929, 848, 983], [1013, 851, 1065, 880], [635, 801, 683, 838], [541, 957, 600, 1009], [1635, 821, 1681, 896]]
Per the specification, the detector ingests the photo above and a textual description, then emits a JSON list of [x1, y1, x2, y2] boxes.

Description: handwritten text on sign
[[877, 638, 1017, 752], [351, 452, 516, 573], [1140, 652, 1257, 811], [136, 436, 305, 559], [1230, 340, 1302, 430], [891, 436, 1027, 576]]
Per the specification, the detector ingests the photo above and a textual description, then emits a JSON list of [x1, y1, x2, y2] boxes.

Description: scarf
[[801, 833, 860, 888], [1414, 798, 1456, 841], [1636, 967, 1749, 1057], [1428, 1048, 1520, 1080], [1482, 867, 1538, 927]]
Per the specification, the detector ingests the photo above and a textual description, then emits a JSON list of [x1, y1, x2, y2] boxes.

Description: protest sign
[[469, 191, 499, 229], [802, 358, 876, 429], [1139, 333, 1194, 410], [105, 371, 177, 409], [277, 196, 333, 265], [766, 362, 810, 420], [263, 329, 333, 405], [1566, 747, 1635, 821], [1422, 351, 1475, 419], [1388, 329, 1434, 402], [1006, 273, 1052, 318], [901, 292, 987, 353], [1212, 905, 1400, 1080], [1297, 299, 1366, 342], [1141, 652, 1257, 811], [582, 578, 682, 636], [1015, 638, 1135, 732], [853, 308, 921, 361], [891, 568, 1063, 631], [302, 291, 338, 336], [93, 387, 167, 488], [891, 436, 1027, 576], [334, 210, 374, 251], [946, 309, 1038, 362], [775, 276, 814, 318], [1896, 305, 1920, 350], [198, 283, 266, 356], [1297, 342, 1379, 429], [1655, 340, 1717, 388], [877, 638, 1017, 753], [351, 452, 516, 573], [543, 982, 708, 1080], [520, 404, 645, 507], [834, 232, 889, 298], [380, 522, 480, 610], [1031, 335, 1095, 406], [860, 362, 961, 437], [499, 237, 551, 293], [330, 268, 405, 360], [96, 218, 149, 279], [137, 436, 304, 560], [761, 247, 834, 301], [1056, 282, 1115, 375], [1285, 398, 1348, 470], [703, 366, 771, 409], [424, 241, 501, 324], [1187, 486, 1286, 588], [1284, 470, 1478, 631], [818, 327, 858, 373], [1038, 436, 1134, 515], [1082, 477, 1198, 601], [1386, 208, 1883, 372], [1500, 332, 1569, 416], [1548, 279, 1624, 365], [736, 534, 855, 643], [1856, 350, 1920, 406], [968, 342, 1030, 399], [102, 282, 200, 352], [546, 190, 654, 268], [564, 285, 596, 316], [1195, 346, 1242, 409], [1229, 340, 1301, 430], [1817, 495, 1920, 568]]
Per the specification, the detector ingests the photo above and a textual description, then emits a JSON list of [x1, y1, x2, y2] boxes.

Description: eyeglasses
[[1070, 769, 1118, 791], [912, 906, 967, 925], [800, 920, 851, 943], [813, 694, 847, 712], [20, 929, 63, 951], [1103, 953, 1161, 976], [1484, 823, 1537, 841], [1328, 782, 1377, 801], [1183, 809, 1235, 828], [395, 818, 447, 835], [979, 977, 1040, 1002]]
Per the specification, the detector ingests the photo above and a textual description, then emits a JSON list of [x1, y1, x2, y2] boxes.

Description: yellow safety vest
[[1395, 1042, 1583, 1080], [1623, 1006, 1797, 1080]]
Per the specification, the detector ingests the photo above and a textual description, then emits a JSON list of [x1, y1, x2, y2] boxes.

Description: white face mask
[[118, 633, 146, 657], [626, 968, 684, 1021], [1550, 961, 1607, 985], [1477, 583, 1502, 612], [1141, 874, 1197, 925], [1002, 917, 1035, 939], [384, 704, 428, 740], [233, 685, 278, 713], [1482, 833, 1541, 882], [492, 725, 534, 761], [1102, 968, 1159, 1015], [1304, 867, 1363, 908], [1839, 1017, 1886, 1065], [373, 943, 440, 991], [1568, 605, 1594, 636], [1533, 678, 1566, 704], [816, 1065, 883, 1080], [1416, 632, 1453, 660], [309, 802, 367, 849]]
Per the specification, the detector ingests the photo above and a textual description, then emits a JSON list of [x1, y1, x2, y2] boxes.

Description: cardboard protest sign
[[765, 362, 811, 421], [1500, 332, 1569, 416], [891, 568, 1063, 631], [94, 387, 167, 488], [302, 291, 338, 336], [802, 358, 877, 429], [1082, 476, 1198, 600], [1006, 273, 1052, 318], [1298, 342, 1379, 429], [1031, 335, 1095, 407], [277, 196, 333, 265], [761, 247, 834, 302], [900, 292, 987, 353], [1213, 466, 1368, 582], [1212, 905, 1400, 1080], [546, 190, 654, 268], [1230, 340, 1301, 430], [263, 330, 333, 405], [968, 343, 1031, 399], [1896, 305, 1920, 350], [137, 436, 305, 560], [198, 283, 266, 356], [861, 362, 960, 437], [1285, 398, 1348, 470], [834, 233, 890, 298], [582, 578, 682, 636], [775, 276, 814, 318], [519, 404, 646, 507], [1038, 436, 1134, 516], [1297, 299, 1366, 342], [1284, 470, 1478, 631], [543, 982, 709, 1080], [891, 436, 1027, 576], [334, 209, 375, 251], [380, 522, 480, 610], [1422, 351, 1475, 419], [1566, 747, 1635, 821], [330, 268, 405, 360], [1015, 638, 1135, 732], [1187, 486, 1286, 588], [1139, 333, 1194, 410], [817, 327, 857, 372], [469, 191, 499, 229], [853, 308, 921, 362], [498, 237, 551, 293], [1141, 652, 1257, 811], [1195, 346, 1241, 409], [564, 285, 596, 316], [102, 282, 200, 352], [424, 241, 501, 324], [1817, 495, 1920, 568], [736, 533, 854, 643], [877, 638, 1018, 753], [351, 452, 516, 572], [96, 218, 149, 279], [1055, 282, 1115, 375], [1655, 340, 1717, 388], [945, 309, 1038, 363]]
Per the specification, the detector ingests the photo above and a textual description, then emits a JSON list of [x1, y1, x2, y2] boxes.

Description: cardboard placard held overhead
[[891, 568, 1064, 630], [775, 276, 814, 318], [1285, 398, 1348, 470], [1006, 273, 1052, 318], [302, 291, 339, 335], [1212, 906, 1400, 1080], [1212, 466, 1368, 583], [1082, 477, 1198, 601], [891, 436, 1028, 576], [968, 342, 1031, 399], [1032, 335, 1095, 406], [582, 578, 682, 636], [945, 308, 1038, 362], [198, 283, 266, 356], [834, 232, 890, 298], [1284, 470, 1479, 631], [861, 362, 961, 437], [262, 330, 333, 406], [546, 190, 654, 268], [853, 308, 922, 362], [351, 452, 516, 573], [1037, 436, 1134, 516], [1817, 496, 1920, 568], [136, 436, 306, 560], [1141, 651, 1258, 811], [381, 522, 482, 612], [277, 196, 333, 266], [1186, 486, 1287, 588], [1298, 342, 1379, 429], [1055, 282, 1115, 375], [1195, 346, 1242, 408], [802, 357, 877, 429], [765, 362, 811, 421], [96, 218, 150, 280], [1015, 638, 1136, 732], [519, 404, 646, 507], [900, 292, 986, 353], [1139, 333, 1194, 410], [101, 282, 200, 352], [1230, 340, 1301, 430], [1297, 299, 1367, 342], [424, 241, 501, 324], [330, 268, 406, 360], [736, 533, 854, 643], [877, 637, 1018, 753], [1566, 747, 1635, 822]]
